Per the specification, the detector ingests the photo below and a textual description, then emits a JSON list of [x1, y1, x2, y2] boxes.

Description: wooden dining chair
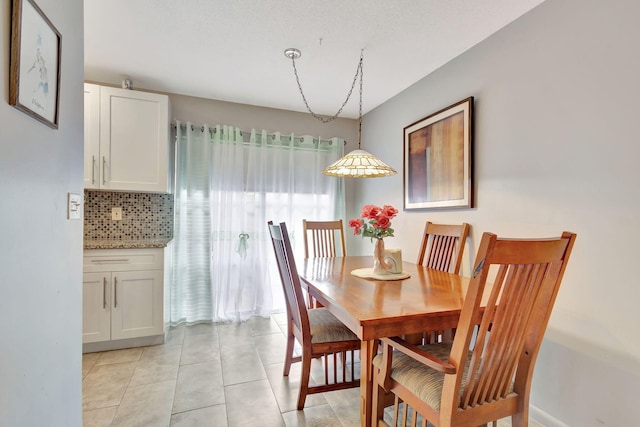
[[414, 221, 470, 343], [372, 231, 576, 427], [417, 221, 470, 274], [302, 219, 347, 258], [268, 221, 361, 410], [302, 219, 347, 308]]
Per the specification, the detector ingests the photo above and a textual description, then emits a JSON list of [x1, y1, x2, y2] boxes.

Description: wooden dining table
[[299, 256, 473, 427]]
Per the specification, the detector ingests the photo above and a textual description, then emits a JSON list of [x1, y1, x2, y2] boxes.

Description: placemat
[[351, 268, 411, 281]]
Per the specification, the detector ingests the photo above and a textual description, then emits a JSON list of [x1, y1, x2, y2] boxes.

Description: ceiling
[[84, 0, 545, 119]]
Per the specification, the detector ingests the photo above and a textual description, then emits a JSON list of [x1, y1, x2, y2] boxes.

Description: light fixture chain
[[290, 51, 364, 124]]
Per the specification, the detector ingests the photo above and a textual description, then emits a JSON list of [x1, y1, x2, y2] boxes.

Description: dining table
[[298, 256, 475, 427]]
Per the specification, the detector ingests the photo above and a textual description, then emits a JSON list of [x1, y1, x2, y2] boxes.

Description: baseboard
[[530, 404, 570, 427], [83, 334, 165, 353]]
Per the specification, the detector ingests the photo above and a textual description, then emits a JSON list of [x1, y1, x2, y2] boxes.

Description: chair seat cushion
[[372, 342, 470, 412], [308, 308, 359, 343]]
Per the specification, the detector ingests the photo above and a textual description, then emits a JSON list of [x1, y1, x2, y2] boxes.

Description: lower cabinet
[[83, 248, 165, 351]]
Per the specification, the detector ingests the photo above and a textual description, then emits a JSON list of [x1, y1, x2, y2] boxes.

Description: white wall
[[356, 0, 640, 425], [0, 0, 84, 425]]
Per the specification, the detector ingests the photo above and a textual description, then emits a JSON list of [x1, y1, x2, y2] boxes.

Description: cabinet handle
[[113, 277, 118, 308], [102, 156, 107, 185], [91, 156, 96, 184], [90, 259, 130, 263], [102, 277, 107, 309]]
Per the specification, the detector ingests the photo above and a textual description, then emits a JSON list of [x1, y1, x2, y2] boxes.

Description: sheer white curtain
[[171, 122, 345, 324]]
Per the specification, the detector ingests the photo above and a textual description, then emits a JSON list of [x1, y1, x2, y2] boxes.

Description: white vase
[[372, 238, 388, 275]]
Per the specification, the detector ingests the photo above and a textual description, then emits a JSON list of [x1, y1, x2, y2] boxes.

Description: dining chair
[[268, 221, 361, 410], [417, 221, 470, 274], [372, 231, 576, 427], [415, 221, 470, 343], [302, 219, 347, 258], [302, 219, 347, 308]]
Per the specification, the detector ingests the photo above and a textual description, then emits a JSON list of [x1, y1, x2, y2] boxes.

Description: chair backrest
[[441, 231, 576, 417], [416, 221, 470, 274], [268, 221, 310, 338], [302, 219, 347, 258]]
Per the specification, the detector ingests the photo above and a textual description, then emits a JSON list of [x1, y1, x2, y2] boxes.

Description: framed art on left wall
[[9, 0, 61, 129]]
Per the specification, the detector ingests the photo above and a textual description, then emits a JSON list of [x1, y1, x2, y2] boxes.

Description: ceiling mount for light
[[284, 48, 396, 178], [284, 48, 301, 60]]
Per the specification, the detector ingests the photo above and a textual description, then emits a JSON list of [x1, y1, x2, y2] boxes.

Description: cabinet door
[[99, 86, 169, 192], [83, 83, 101, 189], [111, 270, 164, 340], [83, 272, 111, 343]]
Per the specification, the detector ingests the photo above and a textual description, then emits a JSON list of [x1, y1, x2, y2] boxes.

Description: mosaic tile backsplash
[[84, 190, 174, 240]]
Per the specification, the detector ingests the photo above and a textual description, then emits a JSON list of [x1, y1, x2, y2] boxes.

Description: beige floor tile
[[82, 352, 100, 379], [225, 380, 285, 427], [323, 388, 362, 427], [165, 324, 186, 346], [170, 404, 227, 426], [253, 332, 287, 366], [246, 315, 283, 336], [180, 335, 221, 366], [263, 361, 328, 413], [82, 361, 138, 411], [185, 322, 218, 338], [111, 380, 176, 427], [220, 342, 267, 385], [129, 344, 182, 387], [272, 311, 287, 326], [172, 360, 225, 414], [281, 404, 343, 427], [95, 347, 143, 366], [216, 321, 254, 349], [82, 406, 118, 427]]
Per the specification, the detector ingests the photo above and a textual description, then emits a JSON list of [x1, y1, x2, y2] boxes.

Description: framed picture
[[9, 0, 62, 129], [403, 97, 474, 210]]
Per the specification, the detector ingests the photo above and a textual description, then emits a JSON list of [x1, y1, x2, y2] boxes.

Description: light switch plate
[[112, 207, 123, 221], [67, 193, 82, 220]]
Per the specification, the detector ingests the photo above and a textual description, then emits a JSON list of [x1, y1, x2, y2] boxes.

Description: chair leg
[[297, 353, 312, 410], [512, 412, 527, 427], [371, 382, 386, 424], [283, 331, 295, 376]]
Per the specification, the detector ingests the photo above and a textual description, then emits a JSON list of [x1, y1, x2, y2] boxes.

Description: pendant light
[[284, 48, 396, 178]]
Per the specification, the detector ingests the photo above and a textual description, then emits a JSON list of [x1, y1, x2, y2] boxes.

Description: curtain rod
[[172, 122, 346, 146]]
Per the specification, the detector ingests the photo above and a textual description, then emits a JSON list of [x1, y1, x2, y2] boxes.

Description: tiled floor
[[82, 313, 539, 427], [82, 313, 363, 426]]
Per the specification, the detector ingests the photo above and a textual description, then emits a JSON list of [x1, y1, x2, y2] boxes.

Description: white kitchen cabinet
[[82, 271, 111, 343], [83, 84, 101, 189], [83, 83, 170, 192], [83, 248, 165, 352]]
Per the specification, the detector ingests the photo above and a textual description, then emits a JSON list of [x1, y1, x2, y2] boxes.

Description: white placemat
[[351, 268, 410, 281]]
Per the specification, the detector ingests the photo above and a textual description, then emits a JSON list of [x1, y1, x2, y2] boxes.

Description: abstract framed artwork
[[9, 0, 62, 129], [403, 97, 474, 210]]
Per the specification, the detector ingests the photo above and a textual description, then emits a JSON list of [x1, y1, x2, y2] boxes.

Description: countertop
[[84, 238, 173, 250]]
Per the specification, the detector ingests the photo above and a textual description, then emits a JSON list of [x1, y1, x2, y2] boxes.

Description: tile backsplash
[[84, 190, 174, 240]]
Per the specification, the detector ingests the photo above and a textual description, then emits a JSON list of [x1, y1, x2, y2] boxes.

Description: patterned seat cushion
[[308, 308, 359, 343], [372, 342, 471, 412]]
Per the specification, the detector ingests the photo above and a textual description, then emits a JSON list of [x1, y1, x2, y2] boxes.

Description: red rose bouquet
[[349, 204, 398, 241]]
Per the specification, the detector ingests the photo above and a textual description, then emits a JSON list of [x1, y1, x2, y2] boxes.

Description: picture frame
[[9, 0, 62, 129], [403, 97, 474, 210]]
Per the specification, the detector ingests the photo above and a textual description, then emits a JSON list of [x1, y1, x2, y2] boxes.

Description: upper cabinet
[[84, 83, 170, 192]]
